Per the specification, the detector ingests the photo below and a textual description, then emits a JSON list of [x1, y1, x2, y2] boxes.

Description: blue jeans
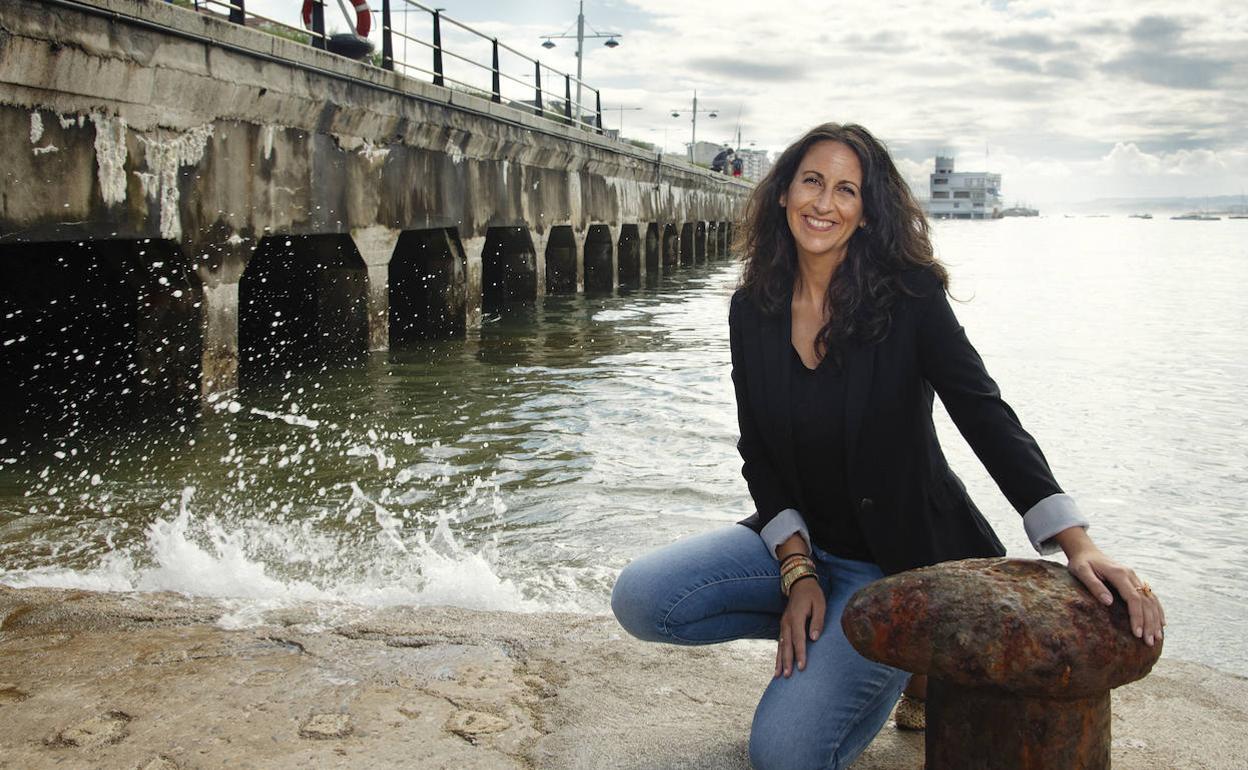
[[611, 524, 909, 770]]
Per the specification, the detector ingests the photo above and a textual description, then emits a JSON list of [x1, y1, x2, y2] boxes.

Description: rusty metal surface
[[927, 682, 1110, 770], [841, 558, 1162, 697]]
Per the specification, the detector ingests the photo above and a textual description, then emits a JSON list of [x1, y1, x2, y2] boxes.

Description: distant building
[[684, 142, 771, 179], [926, 156, 1002, 219], [688, 141, 726, 166], [737, 149, 772, 181]]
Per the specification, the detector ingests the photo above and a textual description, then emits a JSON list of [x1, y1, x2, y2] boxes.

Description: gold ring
[[1138, 582, 1153, 597]]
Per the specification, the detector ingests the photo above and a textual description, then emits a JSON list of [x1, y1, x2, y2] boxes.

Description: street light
[[539, 2, 621, 125], [670, 91, 719, 162], [605, 105, 643, 132]]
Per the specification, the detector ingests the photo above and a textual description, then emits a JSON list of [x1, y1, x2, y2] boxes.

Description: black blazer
[[730, 269, 1066, 575]]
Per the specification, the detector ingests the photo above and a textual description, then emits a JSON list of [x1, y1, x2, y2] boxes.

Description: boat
[[1001, 205, 1039, 217], [1129, 213, 1153, 219], [1231, 192, 1248, 219], [1170, 213, 1221, 221]]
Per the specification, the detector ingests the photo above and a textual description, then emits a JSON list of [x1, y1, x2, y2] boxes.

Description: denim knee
[[610, 559, 669, 642], [749, 721, 843, 770]]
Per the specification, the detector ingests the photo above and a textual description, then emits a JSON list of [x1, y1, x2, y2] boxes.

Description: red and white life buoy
[[302, 0, 371, 38]]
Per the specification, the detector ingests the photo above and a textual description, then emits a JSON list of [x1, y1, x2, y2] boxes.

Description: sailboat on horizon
[[1172, 196, 1222, 221], [1230, 190, 1248, 220]]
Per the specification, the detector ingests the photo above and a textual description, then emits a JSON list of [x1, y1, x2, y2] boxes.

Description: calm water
[[2, 218, 1246, 673]]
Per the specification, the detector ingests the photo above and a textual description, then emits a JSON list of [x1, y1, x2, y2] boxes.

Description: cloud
[[990, 32, 1078, 53], [1129, 16, 1185, 46], [1042, 58, 1085, 79], [841, 30, 909, 52], [1100, 143, 1165, 176], [1097, 142, 1245, 177], [894, 157, 934, 199], [1073, 21, 1118, 36], [993, 55, 1043, 74], [686, 57, 806, 82], [355, 0, 1248, 201], [1103, 52, 1229, 90]]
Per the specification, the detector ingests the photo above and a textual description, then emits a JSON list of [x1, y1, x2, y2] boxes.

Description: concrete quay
[[0, 585, 1244, 769]]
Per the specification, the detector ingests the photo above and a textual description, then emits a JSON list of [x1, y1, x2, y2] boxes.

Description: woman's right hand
[[775, 576, 826, 678]]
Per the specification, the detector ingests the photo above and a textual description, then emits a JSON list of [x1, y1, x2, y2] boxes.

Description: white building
[[688, 141, 727, 166], [926, 156, 1002, 219]]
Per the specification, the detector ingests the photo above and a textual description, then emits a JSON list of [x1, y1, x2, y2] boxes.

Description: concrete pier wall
[[0, 0, 748, 418]]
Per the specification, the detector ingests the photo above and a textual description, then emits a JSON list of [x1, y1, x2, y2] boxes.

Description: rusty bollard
[[841, 558, 1162, 770]]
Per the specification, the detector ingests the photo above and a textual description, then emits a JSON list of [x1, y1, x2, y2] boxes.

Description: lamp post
[[540, 2, 621, 125], [645, 127, 672, 154], [670, 91, 718, 163], [606, 105, 643, 133]]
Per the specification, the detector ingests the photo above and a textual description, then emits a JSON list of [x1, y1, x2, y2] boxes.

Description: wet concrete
[[1, 585, 1244, 769]]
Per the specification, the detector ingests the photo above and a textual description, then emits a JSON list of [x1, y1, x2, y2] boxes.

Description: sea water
[[1, 217, 1245, 673]]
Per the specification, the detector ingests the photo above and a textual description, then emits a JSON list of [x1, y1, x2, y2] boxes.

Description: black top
[[788, 346, 873, 561]]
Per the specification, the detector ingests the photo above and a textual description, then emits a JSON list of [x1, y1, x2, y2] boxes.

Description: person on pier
[[610, 122, 1165, 770]]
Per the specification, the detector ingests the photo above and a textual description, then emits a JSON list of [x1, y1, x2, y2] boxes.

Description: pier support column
[[185, 234, 254, 399], [707, 222, 718, 260], [572, 229, 588, 293], [350, 226, 400, 352], [605, 224, 621, 291], [458, 233, 485, 330], [530, 228, 549, 299], [695, 221, 708, 264]]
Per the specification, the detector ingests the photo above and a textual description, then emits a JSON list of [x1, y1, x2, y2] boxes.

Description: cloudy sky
[[254, 0, 1247, 205]]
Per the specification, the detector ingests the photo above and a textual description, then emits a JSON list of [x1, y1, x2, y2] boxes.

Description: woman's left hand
[[1056, 527, 1165, 646]]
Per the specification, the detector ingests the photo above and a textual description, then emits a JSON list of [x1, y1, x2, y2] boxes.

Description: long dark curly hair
[[737, 123, 947, 353]]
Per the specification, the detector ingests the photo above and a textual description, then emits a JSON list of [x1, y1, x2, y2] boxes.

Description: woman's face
[[780, 140, 865, 266]]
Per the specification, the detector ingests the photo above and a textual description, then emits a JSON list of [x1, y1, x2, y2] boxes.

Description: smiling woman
[[740, 123, 944, 365], [611, 122, 1166, 770], [779, 141, 866, 279]]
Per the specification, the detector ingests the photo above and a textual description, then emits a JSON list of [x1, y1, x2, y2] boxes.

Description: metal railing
[[189, 0, 328, 48], [182, 0, 604, 134], [384, 2, 602, 132]]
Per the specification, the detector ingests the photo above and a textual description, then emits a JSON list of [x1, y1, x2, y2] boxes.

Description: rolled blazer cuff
[[759, 508, 812, 560], [1022, 493, 1089, 554]]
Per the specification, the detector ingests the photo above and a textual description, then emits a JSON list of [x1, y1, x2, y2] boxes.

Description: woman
[[611, 123, 1165, 770]]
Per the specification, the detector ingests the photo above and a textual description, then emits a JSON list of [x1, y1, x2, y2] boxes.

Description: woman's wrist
[[1053, 525, 1099, 559], [775, 531, 810, 561], [781, 554, 818, 596]]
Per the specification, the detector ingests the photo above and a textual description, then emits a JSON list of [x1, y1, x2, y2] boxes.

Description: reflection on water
[[2, 219, 1246, 675]]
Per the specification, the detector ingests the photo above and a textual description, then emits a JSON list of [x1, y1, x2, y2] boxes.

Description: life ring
[[302, 0, 371, 38]]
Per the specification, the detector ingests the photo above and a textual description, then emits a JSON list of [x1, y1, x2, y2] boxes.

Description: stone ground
[[1, 585, 1245, 769]]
